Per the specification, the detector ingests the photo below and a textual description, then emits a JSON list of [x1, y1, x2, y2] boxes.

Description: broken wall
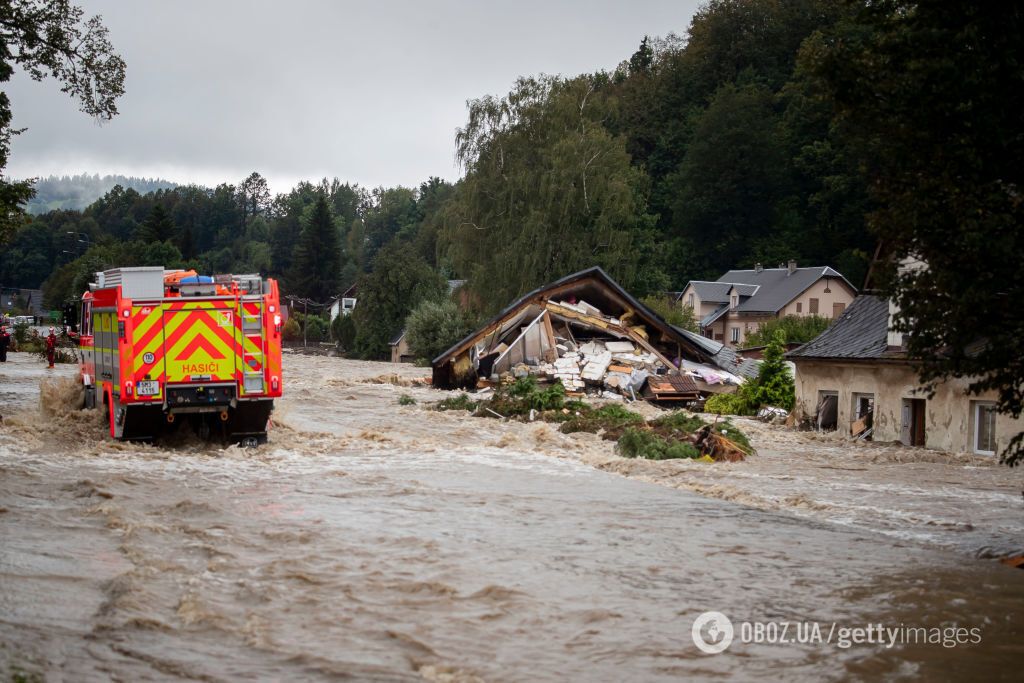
[[792, 360, 1024, 455]]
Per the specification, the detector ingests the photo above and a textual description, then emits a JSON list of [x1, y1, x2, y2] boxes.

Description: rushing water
[[1, 353, 1021, 681]]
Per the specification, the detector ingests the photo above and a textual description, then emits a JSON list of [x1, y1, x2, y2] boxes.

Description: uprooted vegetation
[[435, 377, 753, 462]]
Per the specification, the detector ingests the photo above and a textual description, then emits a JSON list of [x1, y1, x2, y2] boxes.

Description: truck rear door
[[162, 301, 238, 384]]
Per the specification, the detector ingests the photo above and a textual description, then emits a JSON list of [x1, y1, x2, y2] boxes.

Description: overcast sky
[[6, 0, 701, 195]]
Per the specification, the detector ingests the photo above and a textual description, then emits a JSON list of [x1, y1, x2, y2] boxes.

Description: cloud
[[5, 0, 698, 194]]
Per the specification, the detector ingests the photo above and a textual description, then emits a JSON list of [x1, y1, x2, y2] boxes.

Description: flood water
[[1, 352, 1022, 681]]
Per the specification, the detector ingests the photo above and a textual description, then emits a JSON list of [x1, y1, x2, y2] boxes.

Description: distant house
[[786, 295, 1023, 455], [328, 283, 358, 321], [679, 261, 857, 347], [390, 330, 413, 363]]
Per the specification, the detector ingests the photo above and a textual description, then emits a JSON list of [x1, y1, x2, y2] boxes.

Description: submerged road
[[1, 353, 1021, 681]]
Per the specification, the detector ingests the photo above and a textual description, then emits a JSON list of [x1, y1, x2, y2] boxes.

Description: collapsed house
[[431, 267, 758, 402]]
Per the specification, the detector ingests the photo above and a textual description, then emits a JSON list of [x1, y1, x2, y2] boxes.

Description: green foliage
[[0, 0, 126, 244], [405, 298, 473, 363], [640, 294, 698, 332], [491, 377, 567, 415], [714, 420, 752, 452], [705, 392, 752, 416], [12, 320, 30, 344], [617, 427, 701, 460], [282, 317, 300, 341], [331, 313, 356, 350], [650, 411, 707, 434], [302, 314, 329, 343], [741, 315, 831, 348], [806, 1, 1024, 465], [436, 393, 478, 412], [352, 240, 446, 359], [559, 403, 645, 437], [398, 394, 416, 406], [441, 74, 668, 314], [289, 193, 342, 302], [746, 330, 795, 410]]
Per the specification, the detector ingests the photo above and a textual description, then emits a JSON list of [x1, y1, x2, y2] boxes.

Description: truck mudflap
[[110, 394, 274, 445]]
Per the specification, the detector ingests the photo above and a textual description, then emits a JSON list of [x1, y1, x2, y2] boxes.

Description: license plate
[[137, 380, 160, 396]]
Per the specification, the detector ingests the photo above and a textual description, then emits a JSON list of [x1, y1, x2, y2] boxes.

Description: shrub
[[560, 403, 645, 437], [491, 376, 567, 415], [405, 298, 474, 363], [332, 314, 357, 349], [617, 428, 701, 460], [398, 394, 416, 406], [714, 421, 752, 452], [303, 315, 329, 343], [436, 393, 478, 412], [741, 314, 831, 348], [705, 392, 751, 415], [650, 411, 706, 434], [282, 317, 301, 341], [744, 329, 795, 410]]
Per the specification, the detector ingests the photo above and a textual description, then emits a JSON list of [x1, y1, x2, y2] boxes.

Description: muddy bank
[[1, 354, 1022, 681]]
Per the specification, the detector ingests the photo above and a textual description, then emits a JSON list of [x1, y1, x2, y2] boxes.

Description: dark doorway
[[901, 398, 926, 447]]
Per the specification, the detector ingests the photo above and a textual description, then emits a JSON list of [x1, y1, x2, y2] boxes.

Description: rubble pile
[[484, 298, 744, 404]]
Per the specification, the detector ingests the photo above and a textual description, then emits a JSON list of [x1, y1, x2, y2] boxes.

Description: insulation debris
[[432, 267, 755, 402]]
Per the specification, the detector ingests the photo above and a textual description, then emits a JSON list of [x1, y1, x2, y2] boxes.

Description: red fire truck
[[78, 267, 283, 444]]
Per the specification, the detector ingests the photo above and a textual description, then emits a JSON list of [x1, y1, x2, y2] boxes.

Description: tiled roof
[[718, 266, 853, 313], [786, 295, 890, 360]]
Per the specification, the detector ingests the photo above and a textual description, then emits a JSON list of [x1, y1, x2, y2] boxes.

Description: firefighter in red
[[0, 326, 9, 362], [45, 326, 57, 368]]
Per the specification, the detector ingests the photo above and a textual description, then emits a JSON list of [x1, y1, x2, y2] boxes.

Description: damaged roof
[[786, 295, 891, 360], [433, 266, 724, 370], [674, 327, 761, 380]]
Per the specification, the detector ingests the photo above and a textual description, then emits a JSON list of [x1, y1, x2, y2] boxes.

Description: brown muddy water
[[1, 352, 1022, 681]]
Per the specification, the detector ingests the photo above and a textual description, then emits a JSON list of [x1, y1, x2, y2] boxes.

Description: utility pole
[[303, 298, 308, 348]]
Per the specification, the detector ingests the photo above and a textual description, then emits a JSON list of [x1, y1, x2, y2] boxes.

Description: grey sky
[[6, 0, 701, 194]]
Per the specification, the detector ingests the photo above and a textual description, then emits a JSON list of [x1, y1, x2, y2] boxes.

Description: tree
[[640, 294, 698, 332], [745, 329, 795, 410], [741, 315, 831, 348], [405, 298, 473, 363], [136, 204, 174, 243], [237, 172, 270, 230], [288, 193, 341, 302], [353, 240, 446, 359], [0, 0, 126, 242], [807, 2, 1024, 465]]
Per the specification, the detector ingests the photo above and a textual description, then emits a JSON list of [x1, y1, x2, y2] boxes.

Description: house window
[[809, 298, 819, 314], [796, 302, 802, 313], [974, 401, 997, 455], [833, 302, 846, 318], [731, 294, 738, 308], [688, 293, 695, 308], [730, 327, 740, 343]]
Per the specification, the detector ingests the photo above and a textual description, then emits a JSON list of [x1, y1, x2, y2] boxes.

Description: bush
[[436, 393, 478, 412], [744, 329, 795, 410], [489, 377, 567, 416], [741, 314, 831, 348], [705, 392, 751, 415], [405, 298, 474, 363], [714, 421, 752, 452], [282, 317, 301, 341], [303, 315, 329, 343], [650, 411, 706, 434], [332, 314, 357, 349], [559, 403, 645, 437], [617, 427, 701, 460], [398, 394, 416, 406]]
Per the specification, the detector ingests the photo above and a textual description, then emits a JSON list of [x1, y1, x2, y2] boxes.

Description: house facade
[[679, 261, 857, 347], [787, 295, 1023, 456]]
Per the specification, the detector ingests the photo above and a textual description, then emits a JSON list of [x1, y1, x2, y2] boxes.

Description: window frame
[[973, 401, 997, 455]]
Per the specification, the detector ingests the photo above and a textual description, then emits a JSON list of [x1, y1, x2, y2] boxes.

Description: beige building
[[679, 261, 857, 347], [787, 295, 1022, 456]]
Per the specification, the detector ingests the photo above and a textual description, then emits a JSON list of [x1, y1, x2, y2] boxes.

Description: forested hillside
[[10, 1, 882, 357], [24, 174, 178, 214]]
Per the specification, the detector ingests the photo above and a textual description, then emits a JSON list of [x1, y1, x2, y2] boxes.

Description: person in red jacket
[[45, 326, 57, 368], [0, 326, 9, 362]]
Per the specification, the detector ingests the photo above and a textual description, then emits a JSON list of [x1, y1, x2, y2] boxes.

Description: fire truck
[[77, 267, 283, 444]]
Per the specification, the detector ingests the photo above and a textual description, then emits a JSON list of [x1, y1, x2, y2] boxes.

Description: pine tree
[[289, 193, 341, 302], [137, 204, 174, 243]]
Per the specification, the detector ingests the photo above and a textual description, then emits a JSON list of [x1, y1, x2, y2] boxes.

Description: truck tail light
[[124, 381, 133, 397], [271, 375, 279, 392]]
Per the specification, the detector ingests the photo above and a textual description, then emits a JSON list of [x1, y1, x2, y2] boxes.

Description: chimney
[[755, 263, 763, 273], [787, 260, 797, 276]]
